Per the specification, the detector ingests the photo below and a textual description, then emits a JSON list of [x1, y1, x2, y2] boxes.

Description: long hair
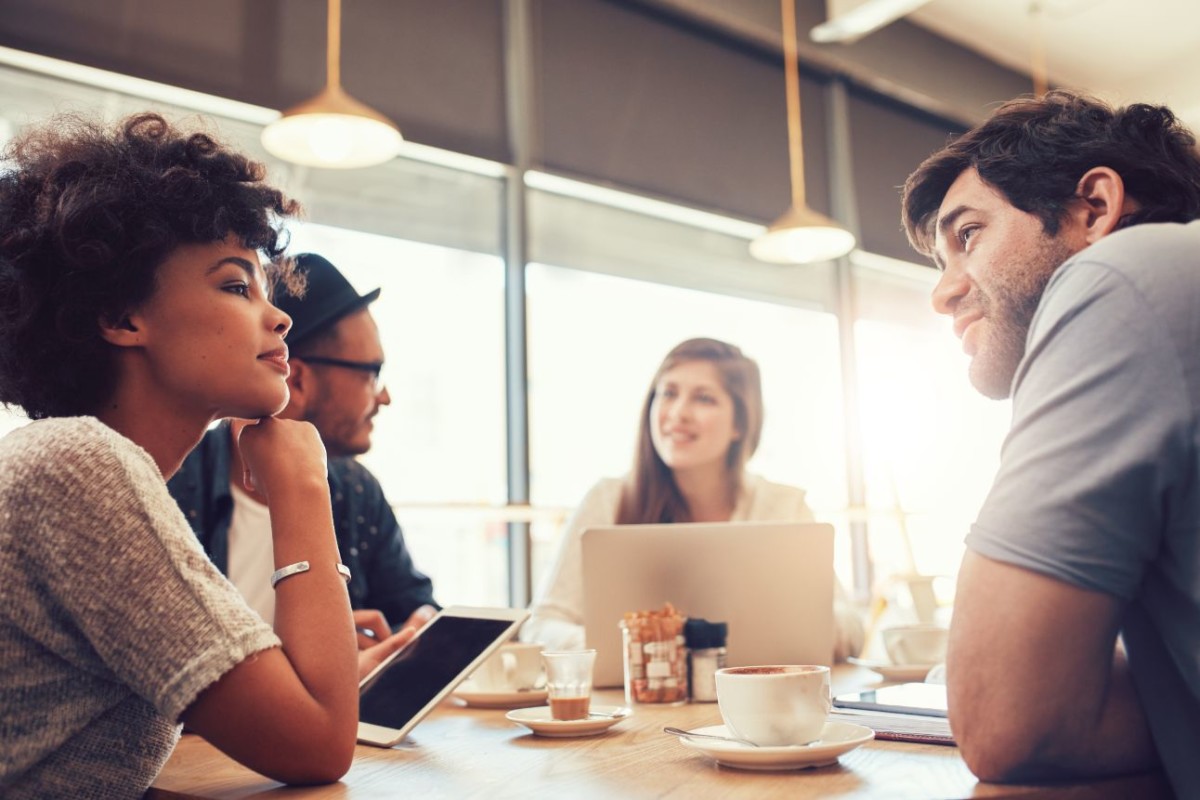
[[616, 338, 763, 524], [902, 90, 1200, 256]]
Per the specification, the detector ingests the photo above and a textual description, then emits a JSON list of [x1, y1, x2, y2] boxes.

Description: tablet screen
[[359, 614, 517, 730]]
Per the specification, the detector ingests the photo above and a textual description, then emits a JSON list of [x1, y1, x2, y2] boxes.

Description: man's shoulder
[[1040, 222, 1200, 336], [1066, 220, 1200, 288], [328, 456, 387, 498]]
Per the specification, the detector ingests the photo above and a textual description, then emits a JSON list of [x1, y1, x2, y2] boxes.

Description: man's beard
[[968, 239, 1074, 400], [969, 302, 1036, 400]]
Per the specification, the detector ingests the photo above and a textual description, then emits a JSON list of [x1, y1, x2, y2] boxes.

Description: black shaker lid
[[684, 618, 728, 649]]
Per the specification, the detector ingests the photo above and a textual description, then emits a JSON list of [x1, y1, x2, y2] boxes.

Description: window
[[286, 222, 509, 606], [852, 257, 1011, 622]]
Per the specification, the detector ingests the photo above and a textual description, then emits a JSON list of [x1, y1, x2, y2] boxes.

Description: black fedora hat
[[277, 253, 380, 348]]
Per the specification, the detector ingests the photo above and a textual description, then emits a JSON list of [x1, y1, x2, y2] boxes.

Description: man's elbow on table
[[951, 700, 1047, 783]]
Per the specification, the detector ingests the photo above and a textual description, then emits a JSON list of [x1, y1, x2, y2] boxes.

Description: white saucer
[[848, 657, 937, 683], [505, 705, 631, 738], [677, 721, 874, 771], [452, 682, 548, 709]]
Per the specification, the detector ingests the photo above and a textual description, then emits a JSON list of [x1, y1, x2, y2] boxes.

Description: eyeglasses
[[295, 356, 385, 390]]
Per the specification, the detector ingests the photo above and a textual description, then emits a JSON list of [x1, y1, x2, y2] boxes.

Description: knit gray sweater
[[0, 417, 280, 799]]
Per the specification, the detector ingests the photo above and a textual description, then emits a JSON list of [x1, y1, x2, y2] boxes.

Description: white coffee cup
[[714, 665, 831, 746], [471, 642, 545, 692], [882, 625, 948, 666]]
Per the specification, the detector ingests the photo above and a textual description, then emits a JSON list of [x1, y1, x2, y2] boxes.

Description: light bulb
[[306, 117, 354, 164]]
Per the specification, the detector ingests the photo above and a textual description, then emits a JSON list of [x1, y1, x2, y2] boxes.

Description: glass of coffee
[[542, 650, 596, 720]]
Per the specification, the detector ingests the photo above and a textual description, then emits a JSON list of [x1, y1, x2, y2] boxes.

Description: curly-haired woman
[[0, 114, 389, 797]]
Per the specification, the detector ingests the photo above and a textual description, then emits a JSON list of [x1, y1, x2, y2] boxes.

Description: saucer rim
[[677, 721, 874, 769], [452, 685, 549, 708], [847, 657, 938, 680], [681, 721, 873, 753], [505, 704, 631, 737]]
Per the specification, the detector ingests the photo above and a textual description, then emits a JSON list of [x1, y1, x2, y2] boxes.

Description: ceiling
[[904, 0, 1200, 131]]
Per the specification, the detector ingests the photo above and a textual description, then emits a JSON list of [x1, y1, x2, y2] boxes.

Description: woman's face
[[126, 236, 292, 421], [649, 359, 740, 477]]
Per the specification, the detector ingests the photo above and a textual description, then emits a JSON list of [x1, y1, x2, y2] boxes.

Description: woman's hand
[[235, 417, 327, 500]]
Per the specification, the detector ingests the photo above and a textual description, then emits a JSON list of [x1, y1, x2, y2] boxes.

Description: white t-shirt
[[227, 482, 276, 625]]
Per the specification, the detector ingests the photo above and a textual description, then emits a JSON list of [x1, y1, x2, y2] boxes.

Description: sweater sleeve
[[13, 421, 280, 722]]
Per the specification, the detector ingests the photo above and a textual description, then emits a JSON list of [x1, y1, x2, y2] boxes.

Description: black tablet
[[357, 606, 529, 746]]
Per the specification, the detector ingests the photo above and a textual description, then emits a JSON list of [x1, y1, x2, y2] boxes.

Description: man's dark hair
[[902, 90, 1200, 256], [0, 112, 302, 419]]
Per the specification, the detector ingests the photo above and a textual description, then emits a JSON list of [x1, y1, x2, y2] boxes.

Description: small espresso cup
[[715, 665, 831, 747], [471, 642, 545, 692], [543, 649, 596, 721], [881, 625, 948, 666]]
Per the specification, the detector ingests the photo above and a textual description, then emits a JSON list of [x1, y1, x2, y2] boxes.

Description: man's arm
[[351, 467, 438, 623], [949, 551, 1158, 782]]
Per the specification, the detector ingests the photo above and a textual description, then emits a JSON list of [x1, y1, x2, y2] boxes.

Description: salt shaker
[[684, 618, 727, 703]]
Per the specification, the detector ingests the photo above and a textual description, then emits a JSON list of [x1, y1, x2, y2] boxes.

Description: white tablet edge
[[356, 605, 529, 747]]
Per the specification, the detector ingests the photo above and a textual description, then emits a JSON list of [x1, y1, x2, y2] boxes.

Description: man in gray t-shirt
[[901, 90, 1200, 797]]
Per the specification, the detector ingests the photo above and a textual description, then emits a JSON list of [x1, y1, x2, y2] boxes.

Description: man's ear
[[1072, 167, 1135, 245], [97, 313, 143, 347], [278, 358, 309, 419]]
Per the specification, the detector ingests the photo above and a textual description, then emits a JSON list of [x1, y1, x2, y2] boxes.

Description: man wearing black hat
[[168, 253, 438, 677]]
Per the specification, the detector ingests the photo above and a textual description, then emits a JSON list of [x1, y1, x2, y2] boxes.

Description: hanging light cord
[[781, 0, 807, 210], [326, 0, 342, 90], [1030, 1, 1048, 96]]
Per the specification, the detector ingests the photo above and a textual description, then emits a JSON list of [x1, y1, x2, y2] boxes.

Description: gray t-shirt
[[967, 220, 1200, 797], [0, 417, 281, 799]]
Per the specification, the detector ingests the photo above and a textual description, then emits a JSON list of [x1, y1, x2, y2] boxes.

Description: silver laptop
[[581, 521, 835, 687]]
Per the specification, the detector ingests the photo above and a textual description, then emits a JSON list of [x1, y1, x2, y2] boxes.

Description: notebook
[[580, 521, 835, 687]]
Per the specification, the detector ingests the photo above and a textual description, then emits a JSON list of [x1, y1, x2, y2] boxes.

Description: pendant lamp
[[751, 0, 856, 264], [261, 0, 403, 169]]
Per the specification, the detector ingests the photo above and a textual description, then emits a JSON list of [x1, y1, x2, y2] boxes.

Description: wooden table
[[149, 668, 1170, 799]]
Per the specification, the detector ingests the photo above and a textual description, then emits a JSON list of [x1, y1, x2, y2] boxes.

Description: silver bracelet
[[271, 560, 353, 589], [271, 560, 310, 588]]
